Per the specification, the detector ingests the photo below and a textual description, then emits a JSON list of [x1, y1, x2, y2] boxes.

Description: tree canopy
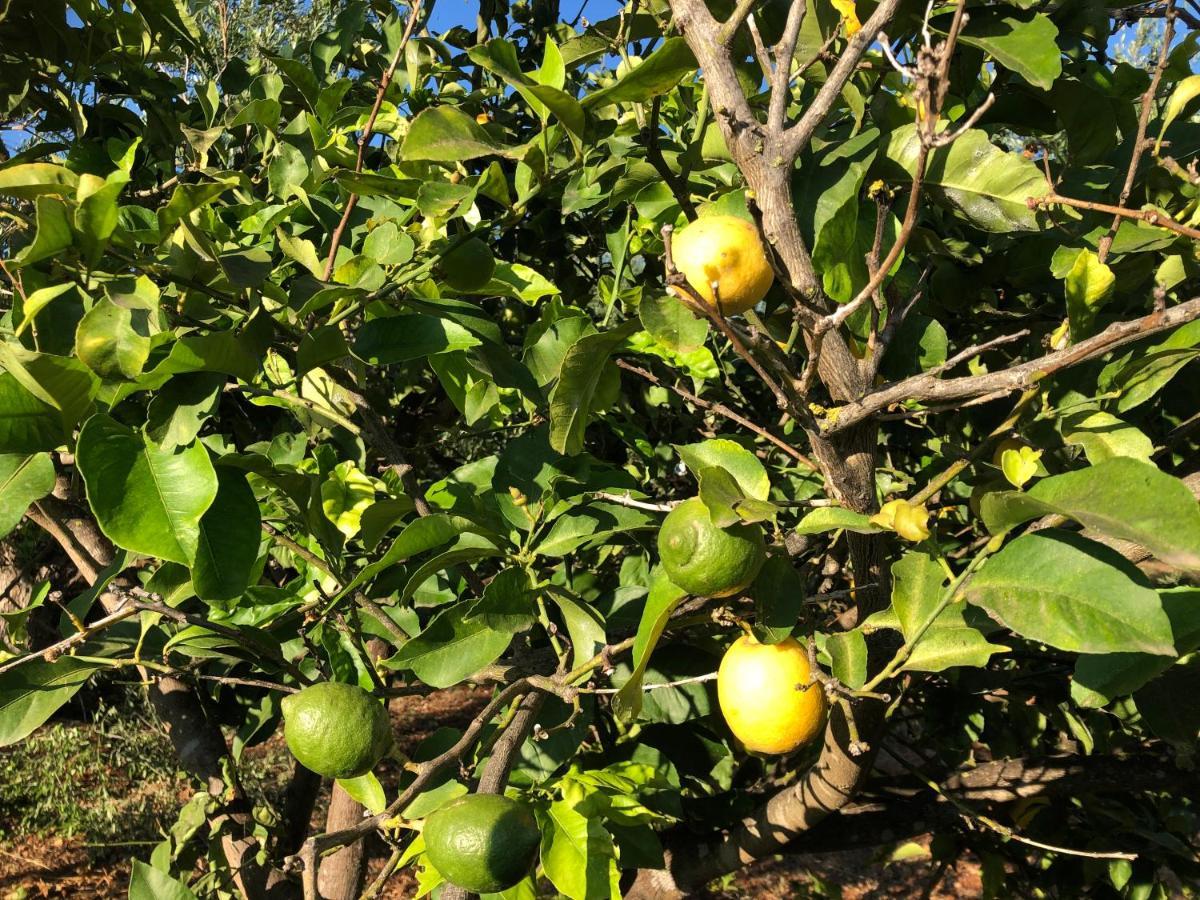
[[1, 0, 1199, 898]]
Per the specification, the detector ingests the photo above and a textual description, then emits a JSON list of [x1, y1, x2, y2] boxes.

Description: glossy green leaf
[[0, 162, 78, 199], [612, 568, 686, 722], [128, 860, 197, 900], [753, 555, 806, 645], [76, 415, 218, 566], [549, 322, 637, 455], [582, 38, 696, 109], [826, 629, 868, 689], [192, 467, 261, 603], [75, 298, 151, 379], [383, 606, 512, 688], [0, 373, 62, 453], [794, 506, 884, 535], [539, 800, 620, 900], [401, 106, 512, 162], [981, 458, 1200, 572], [1061, 411, 1153, 465], [884, 125, 1047, 232], [0, 657, 101, 747], [0, 452, 54, 538], [675, 438, 770, 501], [639, 294, 708, 353], [353, 315, 481, 365], [953, 10, 1062, 90], [965, 530, 1173, 656], [335, 772, 387, 814]]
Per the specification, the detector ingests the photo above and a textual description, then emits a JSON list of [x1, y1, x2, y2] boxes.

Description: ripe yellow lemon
[[668, 215, 774, 315], [717, 635, 827, 754]]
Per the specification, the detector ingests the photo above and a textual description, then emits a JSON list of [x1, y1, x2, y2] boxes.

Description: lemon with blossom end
[[667, 215, 774, 315]]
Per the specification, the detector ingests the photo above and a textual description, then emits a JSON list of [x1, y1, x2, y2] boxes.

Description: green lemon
[[438, 237, 496, 292], [658, 497, 766, 597], [281, 682, 392, 779], [423, 794, 540, 893]]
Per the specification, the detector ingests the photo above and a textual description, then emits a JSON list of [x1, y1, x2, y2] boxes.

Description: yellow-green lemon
[[281, 682, 392, 779], [658, 497, 765, 597], [668, 215, 774, 315], [423, 794, 541, 893], [718, 635, 827, 754]]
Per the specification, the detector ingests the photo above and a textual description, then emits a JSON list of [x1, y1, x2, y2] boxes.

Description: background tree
[[1, 0, 1199, 898]]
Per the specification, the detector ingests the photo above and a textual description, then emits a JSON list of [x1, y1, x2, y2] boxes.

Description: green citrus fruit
[[658, 497, 766, 597], [439, 237, 496, 292], [423, 794, 540, 893], [281, 682, 392, 779]]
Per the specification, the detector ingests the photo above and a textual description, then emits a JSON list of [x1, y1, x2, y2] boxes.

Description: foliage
[[0, 0, 1198, 898]]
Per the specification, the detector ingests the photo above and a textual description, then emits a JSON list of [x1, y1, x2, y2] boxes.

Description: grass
[[0, 687, 188, 851]]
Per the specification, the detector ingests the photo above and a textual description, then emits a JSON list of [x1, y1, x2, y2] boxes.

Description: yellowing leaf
[[870, 499, 931, 542], [321, 461, 379, 537], [1156, 74, 1200, 155], [830, 0, 861, 36], [1001, 446, 1042, 489]]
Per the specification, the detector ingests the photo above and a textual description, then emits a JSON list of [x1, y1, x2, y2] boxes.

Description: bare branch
[[1033, 191, 1200, 243], [824, 296, 1200, 435], [1098, 0, 1177, 262], [767, 0, 808, 136]]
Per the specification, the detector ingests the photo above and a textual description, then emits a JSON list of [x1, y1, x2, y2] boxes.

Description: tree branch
[[823, 296, 1200, 435]]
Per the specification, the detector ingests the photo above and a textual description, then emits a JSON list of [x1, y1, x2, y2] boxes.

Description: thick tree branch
[[823, 296, 1200, 435]]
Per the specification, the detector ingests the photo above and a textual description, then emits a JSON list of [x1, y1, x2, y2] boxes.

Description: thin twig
[[1099, 0, 1177, 262], [1033, 191, 1200, 243], [616, 359, 820, 471], [646, 97, 697, 221], [322, 0, 424, 281], [592, 491, 679, 512]]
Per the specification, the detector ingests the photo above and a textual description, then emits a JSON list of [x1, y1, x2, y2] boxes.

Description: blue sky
[[427, 0, 605, 33]]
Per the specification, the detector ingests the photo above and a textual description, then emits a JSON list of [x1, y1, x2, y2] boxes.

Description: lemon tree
[[0, 2, 1199, 899]]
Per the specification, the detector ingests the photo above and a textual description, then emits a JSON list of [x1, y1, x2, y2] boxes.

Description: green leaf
[[639, 294, 709, 353], [15, 196, 73, 266], [401, 106, 511, 162], [752, 555, 805, 644], [0, 373, 61, 453], [1061, 411, 1153, 465], [157, 177, 238, 232], [891, 550, 949, 641], [336, 772, 387, 815], [964, 530, 1174, 656], [697, 465, 777, 527], [674, 438, 770, 501], [0, 452, 54, 538], [539, 800, 620, 900], [192, 467, 261, 604], [826, 629, 868, 689], [534, 501, 655, 557], [0, 345, 98, 439], [383, 606, 512, 688], [128, 860, 197, 900], [547, 588, 607, 669], [320, 461, 377, 538], [0, 657, 101, 746], [268, 142, 308, 200], [1134, 657, 1200, 745], [336, 514, 477, 600], [582, 38, 696, 109], [76, 415, 218, 566], [353, 315, 482, 365], [468, 40, 587, 140], [486, 262, 561, 304], [14, 283, 74, 336], [1103, 319, 1200, 412], [0, 162, 78, 199], [1073, 588, 1200, 707], [549, 321, 638, 455], [883, 125, 1047, 232], [953, 10, 1062, 90], [466, 567, 536, 632], [982, 459, 1200, 572], [794, 506, 884, 535], [146, 373, 225, 451], [612, 569, 686, 722], [75, 298, 151, 380]]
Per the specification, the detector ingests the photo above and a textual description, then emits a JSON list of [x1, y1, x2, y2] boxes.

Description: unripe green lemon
[[668, 215, 774, 315], [424, 794, 540, 893], [439, 237, 495, 292], [281, 682, 392, 779], [658, 497, 766, 597]]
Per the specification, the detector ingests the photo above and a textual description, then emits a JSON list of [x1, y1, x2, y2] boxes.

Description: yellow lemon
[[717, 635, 827, 754], [668, 215, 774, 315], [871, 498, 931, 542]]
